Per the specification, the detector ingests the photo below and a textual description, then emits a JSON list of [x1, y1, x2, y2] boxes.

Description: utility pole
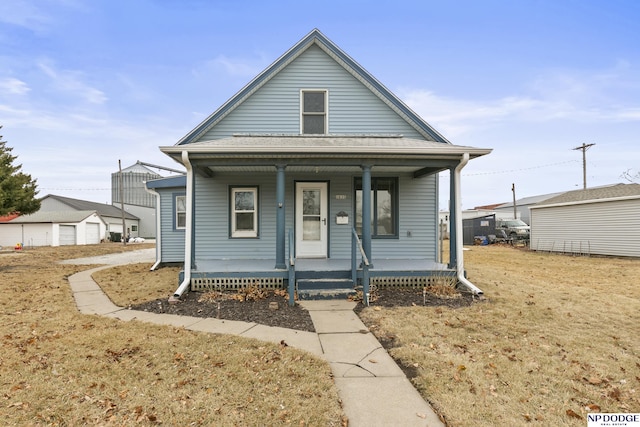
[[511, 183, 517, 219], [119, 160, 127, 246], [573, 143, 595, 189]]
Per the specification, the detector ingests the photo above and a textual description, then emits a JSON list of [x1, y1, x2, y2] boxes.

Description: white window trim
[[231, 187, 258, 238], [175, 195, 186, 230], [300, 89, 328, 134]]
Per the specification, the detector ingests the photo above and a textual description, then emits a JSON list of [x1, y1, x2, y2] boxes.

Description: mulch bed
[[130, 288, 477, 333]]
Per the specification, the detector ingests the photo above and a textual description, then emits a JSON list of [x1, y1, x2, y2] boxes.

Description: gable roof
[[177, 29, 449, 146], [119, 162, 163, 175], [0, 213, 20, 222], [535, 183, 640, 207], [496, 192, 565, 208], [41, 194, 139, 220], [8, 210, 104, 224]]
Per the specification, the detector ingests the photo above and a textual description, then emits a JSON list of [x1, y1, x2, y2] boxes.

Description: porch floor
[[193, 258, 450, 274]]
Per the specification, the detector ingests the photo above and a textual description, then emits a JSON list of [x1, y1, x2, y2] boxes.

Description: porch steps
[[296, 278, 356, 300]]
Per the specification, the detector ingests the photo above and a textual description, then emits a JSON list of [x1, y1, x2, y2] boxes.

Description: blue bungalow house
[[157, 29, 491, 304]]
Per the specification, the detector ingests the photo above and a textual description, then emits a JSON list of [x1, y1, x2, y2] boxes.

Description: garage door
[[85, 223, 100, 244], [59, 225, 76, 246]]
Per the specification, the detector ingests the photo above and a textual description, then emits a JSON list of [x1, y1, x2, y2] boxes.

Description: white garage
[[530, 183, 640, 257], [59, 225, 77, 246], [0, 210, 107, 247], [85, 223, 101, 244]]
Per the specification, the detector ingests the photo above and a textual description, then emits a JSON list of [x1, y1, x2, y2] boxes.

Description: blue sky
[[1, 0, 639, 210]]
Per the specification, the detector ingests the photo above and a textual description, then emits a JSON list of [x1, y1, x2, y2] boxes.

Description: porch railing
[[287, 229, 295, 306], [351, 227, 371, 306]]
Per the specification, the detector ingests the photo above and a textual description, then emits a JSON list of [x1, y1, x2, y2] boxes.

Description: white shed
[[0, 210, 107, 247], [530, 183, 640, 257]]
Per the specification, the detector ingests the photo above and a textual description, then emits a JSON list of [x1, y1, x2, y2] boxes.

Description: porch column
[[361, 164, 373, 265], [448, 166, 457, 269], [275, 164, 286, 269]]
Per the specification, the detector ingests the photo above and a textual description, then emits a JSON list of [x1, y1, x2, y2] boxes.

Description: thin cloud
[[195, 54, 267, 79], [0, 78, 31, 95], [37, 61, 108, 104], [0, 1, 51, 32], [400, 65, 640, 138]]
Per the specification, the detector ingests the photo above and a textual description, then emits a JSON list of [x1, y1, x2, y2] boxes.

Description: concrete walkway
[[66, 253, 444, 427]]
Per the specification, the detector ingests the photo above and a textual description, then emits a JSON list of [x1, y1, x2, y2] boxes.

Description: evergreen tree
[[0, 126, 40, 215]]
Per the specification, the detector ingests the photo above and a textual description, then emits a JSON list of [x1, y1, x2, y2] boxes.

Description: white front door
[[295, 182, 328, 258]]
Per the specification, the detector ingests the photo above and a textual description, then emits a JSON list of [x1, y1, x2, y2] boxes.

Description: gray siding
[[198, 45, 425, 141], [39, 198, 70, 211], [158, 188, 185, 263], [122, 204, 156, 238], [530, 197, 640, 257], [193, 172, 437, 260]]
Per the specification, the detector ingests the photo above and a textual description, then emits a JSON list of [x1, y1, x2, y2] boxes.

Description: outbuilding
[[39, 194, 139, 241], [0, 210, 107, 247], [529, 183, 640, 257]]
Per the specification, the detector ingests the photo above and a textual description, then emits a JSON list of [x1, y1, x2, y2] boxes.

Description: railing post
[[363, 264, 370, 307], [352, 227, 370, 307], [351, 230, 357, 285], [288, 229, 295, 306], [288, 264, 295, 306]]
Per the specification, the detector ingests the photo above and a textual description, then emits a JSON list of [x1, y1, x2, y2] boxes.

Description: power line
[[439, 160, 580, 177]]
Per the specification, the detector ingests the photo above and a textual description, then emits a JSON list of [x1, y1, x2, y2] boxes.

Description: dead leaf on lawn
[[585, 376, 603, 385], [608, 387, 622, 401], [566, 409, 582, 419]]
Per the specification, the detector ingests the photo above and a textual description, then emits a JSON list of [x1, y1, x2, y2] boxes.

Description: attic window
[[301, 90, 327, 134]]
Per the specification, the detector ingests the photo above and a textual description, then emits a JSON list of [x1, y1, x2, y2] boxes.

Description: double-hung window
[[301, 90, 327, 134], [175, 195, 186, 230], [231, 187, 258, 238], [355, 177, 398, 238]]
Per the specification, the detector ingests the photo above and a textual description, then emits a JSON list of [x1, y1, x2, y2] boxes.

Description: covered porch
[[161, 135, 490, 304]]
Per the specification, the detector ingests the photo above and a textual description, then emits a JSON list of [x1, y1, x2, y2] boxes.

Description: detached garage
[[0, 210, 107, 247], [530, 183, 640, 257]]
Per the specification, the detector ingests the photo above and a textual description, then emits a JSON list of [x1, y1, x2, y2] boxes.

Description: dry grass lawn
[[0, 244, 344, 426], [360, 245, 640, 426], [24, 242, 638, 426]]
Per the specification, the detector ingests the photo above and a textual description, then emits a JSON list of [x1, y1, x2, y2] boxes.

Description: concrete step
[[297, 278, 354, 290], [297, 288, 357, 300], [295, 270, 351, 280], [297, 278, 356, 300]]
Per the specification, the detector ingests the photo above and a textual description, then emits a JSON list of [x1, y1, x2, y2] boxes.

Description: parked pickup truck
[[496, 219, 530, 240]]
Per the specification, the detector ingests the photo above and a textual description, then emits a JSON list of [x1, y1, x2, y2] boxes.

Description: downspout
[[453, 152, 484, 295], [170, 151, 193, 301], [144, 183, 162, 271]]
